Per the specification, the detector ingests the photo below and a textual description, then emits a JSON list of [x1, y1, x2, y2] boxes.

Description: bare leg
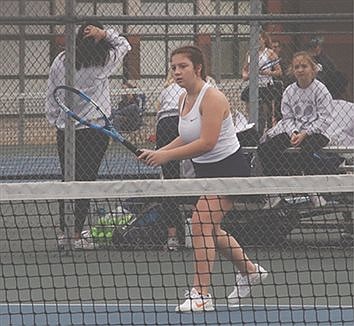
[[192, 196, 256, 295], [192, 196, 216, 296], [212, 197, 256, 276], [214, 228, 256, 276]]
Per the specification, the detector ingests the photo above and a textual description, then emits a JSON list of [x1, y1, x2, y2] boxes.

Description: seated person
[[118, 81, 146, 111], [112, 82, 146, 132], [305, 36, 348, 99], [258, 51, 333, 177]]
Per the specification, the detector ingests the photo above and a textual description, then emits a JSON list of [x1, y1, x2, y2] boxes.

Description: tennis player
[[139, 45, 268, 312], [45, 21, 131, 249]]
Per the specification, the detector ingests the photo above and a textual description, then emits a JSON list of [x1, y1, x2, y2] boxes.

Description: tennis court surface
[[1, 176, 353, 325]]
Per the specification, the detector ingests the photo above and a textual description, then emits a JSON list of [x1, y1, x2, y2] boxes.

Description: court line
[[1, 303, 352, 309]]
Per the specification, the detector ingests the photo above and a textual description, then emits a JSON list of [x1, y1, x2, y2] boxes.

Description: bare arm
[[159, 136, 185, 151]]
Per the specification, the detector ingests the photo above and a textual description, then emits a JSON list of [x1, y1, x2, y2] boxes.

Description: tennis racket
[[259, 58, 281, 71], [53, 85, 142, 156]]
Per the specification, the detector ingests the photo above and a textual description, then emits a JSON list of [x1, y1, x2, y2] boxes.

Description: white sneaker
[[309, 194, 327, 208], [81, 229, 93, 243], [263, 196, 282, 209], [175, 288, 214, 312], [167, 237, 179, 251], [228, 264, 268, 305], [73, 238, 95, 250]]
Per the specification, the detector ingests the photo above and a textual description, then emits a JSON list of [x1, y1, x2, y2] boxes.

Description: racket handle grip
[[123, 140, 142, 157], [135, 149, 143, 157]]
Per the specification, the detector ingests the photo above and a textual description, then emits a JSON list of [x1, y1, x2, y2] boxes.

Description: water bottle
[[97, 207, 107, 224], [185, 218, 193, 248]]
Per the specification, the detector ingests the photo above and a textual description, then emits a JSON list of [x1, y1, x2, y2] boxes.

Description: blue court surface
[[1, 304, 353, 326], [0, 152, 160, 181]]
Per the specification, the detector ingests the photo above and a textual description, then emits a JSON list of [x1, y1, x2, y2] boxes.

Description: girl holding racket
[[139, 45, 268, 312], [45, 21, 131, 249], [241, 30, 282, 132]]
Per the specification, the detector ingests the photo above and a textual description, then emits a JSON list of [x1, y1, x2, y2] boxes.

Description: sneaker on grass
[[228, 264, 268, 305], [175, 288, 214, 312]]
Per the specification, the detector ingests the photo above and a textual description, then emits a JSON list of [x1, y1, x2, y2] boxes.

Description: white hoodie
[[45, 29, 131, 129]]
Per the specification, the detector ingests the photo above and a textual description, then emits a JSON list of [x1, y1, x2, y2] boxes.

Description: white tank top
[[178, 83, 240, 163]]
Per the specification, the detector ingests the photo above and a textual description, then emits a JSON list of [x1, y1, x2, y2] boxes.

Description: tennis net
[[0, 175, 353, 325]]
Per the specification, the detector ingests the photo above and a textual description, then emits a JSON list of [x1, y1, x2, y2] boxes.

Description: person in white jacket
[[45, 21, 131, 249]]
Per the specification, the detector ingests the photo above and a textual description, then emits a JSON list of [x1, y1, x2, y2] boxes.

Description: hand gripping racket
[[53, 85, 142, 156], [259, 58, 281, 72]]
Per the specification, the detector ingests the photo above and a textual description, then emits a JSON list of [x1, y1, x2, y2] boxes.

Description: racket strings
[[60, 89, 106, 125]]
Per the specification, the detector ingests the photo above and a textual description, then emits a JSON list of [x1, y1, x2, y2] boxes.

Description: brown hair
[[170, 45, 207, 81], [260, 31, 272, 49], [287, 51, 319, 76]]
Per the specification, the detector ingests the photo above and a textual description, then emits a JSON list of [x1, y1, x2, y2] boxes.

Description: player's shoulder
[[204, 85, 228, 107], [205, 85, 224, 98]]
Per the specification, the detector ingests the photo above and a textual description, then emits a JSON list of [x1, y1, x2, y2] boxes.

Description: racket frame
[[259, 58, 281, 71], [53, 85, 142, 156]]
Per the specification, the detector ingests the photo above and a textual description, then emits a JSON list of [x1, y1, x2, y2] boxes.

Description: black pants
[[258, 132, 329, 176], [57, 128, 109, 234], [156, 116, 182, 230]]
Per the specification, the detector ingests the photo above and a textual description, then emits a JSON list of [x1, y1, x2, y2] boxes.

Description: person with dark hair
[[305, 36, 348, 99], [139, 45, 268, 312], [46, 21, 131, 249]]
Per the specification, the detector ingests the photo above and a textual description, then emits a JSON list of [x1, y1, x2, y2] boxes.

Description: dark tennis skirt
[[192, 148, 250, 178]]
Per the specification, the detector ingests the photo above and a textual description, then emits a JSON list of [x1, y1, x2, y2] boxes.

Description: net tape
[[1, 175, 353, 201]]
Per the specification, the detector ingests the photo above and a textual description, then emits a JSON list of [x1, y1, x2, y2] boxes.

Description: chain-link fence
[[1, 3, 353, 317], [0, 0, 353, 182]]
